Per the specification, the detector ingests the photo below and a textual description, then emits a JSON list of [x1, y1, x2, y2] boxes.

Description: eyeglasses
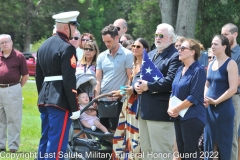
[[208, 56, 215, 59], [119, 41, 123, 44], [0, 40, 11, 45], [70, 37, 79, 40], [132, 45, 141, 49], [82, 38, 90, 42], [116, 27, 120, 31], [84, 48, 94, 51], [178, 46, 192, 52], [154, 34, 164, 38]]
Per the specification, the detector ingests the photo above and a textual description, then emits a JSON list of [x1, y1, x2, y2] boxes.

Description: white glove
[[91, 126, 96, 131], [70, 110, 80, 120]]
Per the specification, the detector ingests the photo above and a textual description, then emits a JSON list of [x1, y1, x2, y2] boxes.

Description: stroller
[[66, 73, 115, 160]]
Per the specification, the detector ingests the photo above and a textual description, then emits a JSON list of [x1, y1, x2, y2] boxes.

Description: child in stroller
[[67, 72, 114, 160], [77, 92, 110, 134]]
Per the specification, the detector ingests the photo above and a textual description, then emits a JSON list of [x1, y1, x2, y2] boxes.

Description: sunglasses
[[70, 37, 79, 40], [132, 44, 141, 49], [116, 27, 120, 31], [178, 46, 192, 52], [208, 56, 215, 59], [154, 34, 164, 38], [82, 38, 90, 42], [84, 48, 94, 51]]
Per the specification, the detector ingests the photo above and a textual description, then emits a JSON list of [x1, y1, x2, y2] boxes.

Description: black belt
[[0, 83, 19, 88]]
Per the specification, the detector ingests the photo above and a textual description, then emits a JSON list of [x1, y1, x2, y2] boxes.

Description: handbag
[[97, 101, 119, 118]]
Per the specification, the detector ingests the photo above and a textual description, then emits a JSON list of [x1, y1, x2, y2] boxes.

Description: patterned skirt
[[112, 94, 141, 160]]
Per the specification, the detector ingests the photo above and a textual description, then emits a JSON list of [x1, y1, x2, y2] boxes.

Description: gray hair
[[75, 30, 81, 37], [157, 23, 176, 43], [0, 34, 11, 40], [222, 23, 238, 34], [207, 48, 213, 54]]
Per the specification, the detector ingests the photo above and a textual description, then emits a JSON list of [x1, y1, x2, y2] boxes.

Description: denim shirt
[[171, 61, 206, 124]]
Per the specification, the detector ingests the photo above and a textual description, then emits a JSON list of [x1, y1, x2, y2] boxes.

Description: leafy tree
[[196, 0, 240, 49], [128, 0, 161, 46], [93, 0, 135, 51], [2, 0, 240, 53], [0, 0, 90, 51], [77, 0, 106, 51], [31, 37, 47, 52]]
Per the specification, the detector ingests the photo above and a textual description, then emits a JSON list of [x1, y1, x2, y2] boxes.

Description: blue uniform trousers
[[37, 106, 72, 160]]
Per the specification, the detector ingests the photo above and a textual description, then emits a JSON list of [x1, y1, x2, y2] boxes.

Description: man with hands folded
[[134, 23, 181, 160]]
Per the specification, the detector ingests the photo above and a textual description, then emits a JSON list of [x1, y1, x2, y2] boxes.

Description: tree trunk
[[159, 0, 178, 28], [175, 0, 199, 38], [23, 26, 31, 52], [23, 0, 43, 52]]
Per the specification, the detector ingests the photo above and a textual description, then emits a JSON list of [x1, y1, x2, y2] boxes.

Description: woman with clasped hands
[[167, 38, 206, 159], [204, 35, 238, 160]]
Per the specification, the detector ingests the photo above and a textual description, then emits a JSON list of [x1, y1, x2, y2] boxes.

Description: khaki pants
[[231, 94, 240, 160], [0, 84, 22, 150], [138, 116, 175, 160]]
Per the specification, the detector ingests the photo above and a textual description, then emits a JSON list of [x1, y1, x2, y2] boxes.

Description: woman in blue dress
[[204, 35, 238, 160]]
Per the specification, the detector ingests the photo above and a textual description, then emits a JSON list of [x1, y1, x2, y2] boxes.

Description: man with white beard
[[135, 23, 181, 160]]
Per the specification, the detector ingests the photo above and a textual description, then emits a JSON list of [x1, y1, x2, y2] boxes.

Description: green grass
[[1, 82, 40, 160], [28, 76, 35, 80]]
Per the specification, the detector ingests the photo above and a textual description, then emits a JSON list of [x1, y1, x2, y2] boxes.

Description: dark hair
[[79, 33, 95, 49], [183, 38, 201, 61], [121, 34, 133, 41], [213, 35, 231, 57], [222, 23, 238, 34], [122, 40, 134, 48], [101, 24, 118, 39], [135, 38, 150, 52], [134, 38, 150, 64]]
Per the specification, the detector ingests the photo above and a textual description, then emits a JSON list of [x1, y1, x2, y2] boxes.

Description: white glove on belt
[[70, 110, 80, 120]]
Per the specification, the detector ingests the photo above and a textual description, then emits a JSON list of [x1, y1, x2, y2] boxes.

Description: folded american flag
[[140, 49, 163, 82]]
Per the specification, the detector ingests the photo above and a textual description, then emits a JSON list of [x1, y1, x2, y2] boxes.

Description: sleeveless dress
[[204, 58, 235, 160]]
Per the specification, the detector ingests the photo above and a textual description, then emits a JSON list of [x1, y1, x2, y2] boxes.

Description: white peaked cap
[[52, 11, 80, 26]]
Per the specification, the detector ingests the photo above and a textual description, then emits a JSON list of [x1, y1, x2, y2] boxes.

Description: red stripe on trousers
[[56, 110, 69, 160]]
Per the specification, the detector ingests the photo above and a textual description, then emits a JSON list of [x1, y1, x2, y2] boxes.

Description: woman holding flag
[[111, 38, 150, 160]]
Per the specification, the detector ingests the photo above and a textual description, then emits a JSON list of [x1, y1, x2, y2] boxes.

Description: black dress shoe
[[10, 149, 17, 153], [0, 148, 6, 152]]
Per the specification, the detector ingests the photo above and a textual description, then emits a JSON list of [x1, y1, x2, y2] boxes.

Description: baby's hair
[[78, 92, 88, 96]]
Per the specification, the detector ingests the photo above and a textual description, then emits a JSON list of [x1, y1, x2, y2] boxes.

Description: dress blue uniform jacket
[[138, 44, 181, 121], [36, 32, 78, 112]]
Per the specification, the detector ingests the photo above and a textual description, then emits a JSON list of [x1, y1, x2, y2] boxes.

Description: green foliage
[[129, 0, 161, 46], [196, 0, 240, 49], [78, 0, 106, 51], [1, 0, 240, 52], [31, 37, 47, 52]]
